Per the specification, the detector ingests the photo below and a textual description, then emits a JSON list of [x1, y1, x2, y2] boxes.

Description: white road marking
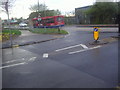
[[69, 46, 101, 54], [3, 58, 25, 64], [1, 57, 37, 69], [0, 62, 27, 69], [55, 44, 82, 52], [28, 57, 37, 62], [80, 44, 88, 49], [3, 57, 37, 64], [64, 33, 70, 37], [43, 53, 49, 58]]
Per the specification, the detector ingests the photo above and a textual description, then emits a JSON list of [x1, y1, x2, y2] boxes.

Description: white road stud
[[43, 53, 49, 58]]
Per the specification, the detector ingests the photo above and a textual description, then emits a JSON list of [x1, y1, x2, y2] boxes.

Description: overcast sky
[[0, 0, 96, 19]]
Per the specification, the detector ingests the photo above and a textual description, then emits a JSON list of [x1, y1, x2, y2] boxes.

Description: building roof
[[75, 5, 91, 10]]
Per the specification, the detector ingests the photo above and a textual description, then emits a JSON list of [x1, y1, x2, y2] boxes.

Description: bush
[[2, 30, 21, 35], [29, 28, 68, 34]]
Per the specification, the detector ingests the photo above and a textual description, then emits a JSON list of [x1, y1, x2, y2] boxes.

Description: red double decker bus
[[32, 15, 65, 28]]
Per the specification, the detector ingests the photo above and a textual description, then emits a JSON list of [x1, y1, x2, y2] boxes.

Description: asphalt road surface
[[2, 26, 119, 88]]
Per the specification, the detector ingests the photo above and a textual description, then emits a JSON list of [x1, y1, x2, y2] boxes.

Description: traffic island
[[89, 27, 118, 45], [111, 35, 120, 39], [89, 37, 118, 45], [29, 28, 68, 35], [89, 40, 108, 45]]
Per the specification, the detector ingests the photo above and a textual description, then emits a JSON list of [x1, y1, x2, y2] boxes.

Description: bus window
[[46, 18, 54, 23], [56, 17, 63, 22]]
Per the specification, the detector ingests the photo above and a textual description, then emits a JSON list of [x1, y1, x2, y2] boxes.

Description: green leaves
[[29, 4, 48, 12], [29, 3, 61, 19], [86, 2, 119, 24], [2, 30, 21, 35], [29, 10, 61, 19]]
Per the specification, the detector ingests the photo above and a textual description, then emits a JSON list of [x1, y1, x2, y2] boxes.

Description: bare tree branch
[[29, 4, 48, 12], [0, 0, 15, 13]]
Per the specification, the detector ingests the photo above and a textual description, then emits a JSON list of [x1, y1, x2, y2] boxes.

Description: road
[[2, 26, 119, 88]]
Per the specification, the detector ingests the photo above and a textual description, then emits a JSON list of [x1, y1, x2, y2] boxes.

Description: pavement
[[2, 30, 65, 49]]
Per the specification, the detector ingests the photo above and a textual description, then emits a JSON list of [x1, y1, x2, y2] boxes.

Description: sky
[[0, 0, 96, 19]]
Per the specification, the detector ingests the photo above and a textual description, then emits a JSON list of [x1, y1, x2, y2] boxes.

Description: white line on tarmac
[[69, 46, 101, 55], [0, 62, 27, 69], [3, 57, 37, 64], [43, 53, 49, 58], [80, 44, 88, 49], [55, 44, 83, 52], [3, 58, 25, 64], [64, 32, 70, 38], [28, 57, 37, 62]]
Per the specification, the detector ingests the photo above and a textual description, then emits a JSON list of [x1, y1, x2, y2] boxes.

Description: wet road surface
[[2, 26, 119, 88]]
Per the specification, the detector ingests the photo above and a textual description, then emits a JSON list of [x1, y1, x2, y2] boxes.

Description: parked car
[[19, 22, 27, 27]]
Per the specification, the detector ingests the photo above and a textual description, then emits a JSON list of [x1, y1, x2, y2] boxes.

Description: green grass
[[29, 28, 68, 35], [2, 29, 21, 35]]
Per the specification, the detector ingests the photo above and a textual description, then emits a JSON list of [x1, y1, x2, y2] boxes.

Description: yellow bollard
[[93, 27, 100, 42]]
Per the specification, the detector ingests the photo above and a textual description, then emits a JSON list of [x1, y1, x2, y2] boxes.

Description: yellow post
[[93, 27, 99, 42]]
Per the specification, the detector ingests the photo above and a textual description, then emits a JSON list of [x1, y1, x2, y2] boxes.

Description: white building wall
[[96, 0, 114, 2]]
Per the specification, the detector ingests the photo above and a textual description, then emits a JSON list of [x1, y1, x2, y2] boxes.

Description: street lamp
[[5, 0, 12, 47], [118, 1, 120, 34], [38, 13, 41, 27], [38, 0, 40, 12]]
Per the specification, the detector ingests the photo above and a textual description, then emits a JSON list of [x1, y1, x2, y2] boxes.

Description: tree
[[53, 9, 61, 15], [29, 12, 39, 19], [29, 3, 61, 19], [0, 0, 15, 47], [86, 2, 118, 24], [29, 9, 61, 19], [117, 2, 120, 33], [29, 4, 48, 12], [0, 0, 15, 13]]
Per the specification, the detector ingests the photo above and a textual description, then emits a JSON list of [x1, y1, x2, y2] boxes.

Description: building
[[64, 16, 76, 25], [75, 6, 91, 24], [96, 0, 114, 2]]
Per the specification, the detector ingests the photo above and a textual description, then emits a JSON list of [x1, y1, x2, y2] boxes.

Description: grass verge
[[29, 28, 68, 34], [2, 29, 21, 35], [1, 29, 21, 42]]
